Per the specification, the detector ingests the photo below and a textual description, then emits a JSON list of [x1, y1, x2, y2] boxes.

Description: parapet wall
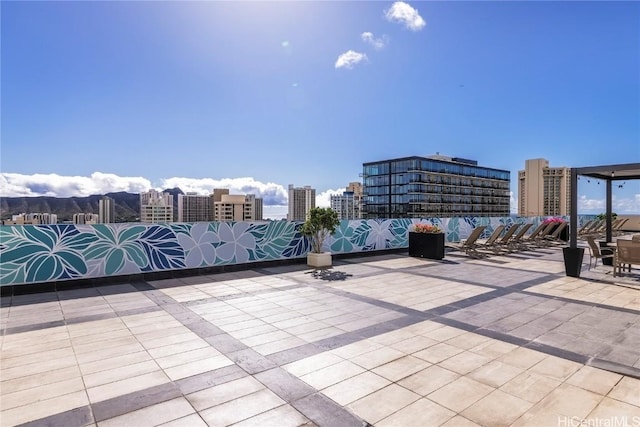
[[0, 216, 580, 287]]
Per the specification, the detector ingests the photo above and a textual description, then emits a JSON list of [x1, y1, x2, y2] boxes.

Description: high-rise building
[[288, 184, 315, 221], [178, 193, 214, 222], [99, 196, 115, 223], [140, 190, 173, 223], [214, 194, 263, 221], [73, 213, 99, 224], [330, 183, 362, 220], [4, 213, 58, 225], [362, 154, 511, 219], [245, 194, 263, 221], [518, 158, 571, 217]]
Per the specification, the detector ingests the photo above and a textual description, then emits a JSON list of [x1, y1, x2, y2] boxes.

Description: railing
[[1, 215, 586, 286]]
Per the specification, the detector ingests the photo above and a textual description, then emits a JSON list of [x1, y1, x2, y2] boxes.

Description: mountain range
[[0, 188, 185, 223]]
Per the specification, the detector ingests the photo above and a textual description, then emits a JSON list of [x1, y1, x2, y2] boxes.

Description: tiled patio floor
[[2, 245, 640, 426]]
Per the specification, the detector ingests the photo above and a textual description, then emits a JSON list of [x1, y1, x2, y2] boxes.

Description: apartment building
[[518, 158, 571, 217], [288, 184, 315, 221], [178, 193, 214, 222], [140, 190, 173, 223], [330, 182, 363, 220], [362, 154, 511, 219], [3, 213, 58, 225], [214, 194, 263, 221], [98, 196, 115, 223], [73, 213, 99, 224]]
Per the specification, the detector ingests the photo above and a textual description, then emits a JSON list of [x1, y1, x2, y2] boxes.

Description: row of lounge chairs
[[578, 218, 629, 239], [446, 222, 567, 258]]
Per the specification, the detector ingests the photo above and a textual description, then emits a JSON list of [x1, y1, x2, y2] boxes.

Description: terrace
[[2, 242, 639, 426]]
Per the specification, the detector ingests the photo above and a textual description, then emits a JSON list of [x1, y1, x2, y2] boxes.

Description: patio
[[1, 244, 639, 426]]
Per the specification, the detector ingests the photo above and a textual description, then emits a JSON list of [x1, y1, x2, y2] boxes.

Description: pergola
[[569, 162, 640, 248]]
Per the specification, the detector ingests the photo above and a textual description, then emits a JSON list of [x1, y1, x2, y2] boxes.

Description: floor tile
[[499, 371, 561, 404], [371, 355, 431, 382], [98, 397, 195, 427], [427, 376, 495, 413], [198, 389, 285, 427], [349, 384, 421, 425], [608, 376, 640, 407], [566, 366, 623, 395], [398, 365, 460, 396], [322, 371, 392, 406], [186, 376, 265, 411], [377, 397, 455, 427], [300, 360, 366, 390], [462, 389, 532, 427]]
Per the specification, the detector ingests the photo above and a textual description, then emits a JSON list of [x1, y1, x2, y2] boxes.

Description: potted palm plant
[[300, 207, 340, 268], [408, 222, 445, 260]]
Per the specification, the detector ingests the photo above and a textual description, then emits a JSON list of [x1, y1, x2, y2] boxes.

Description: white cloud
[[316, 188, 344, 208], [384, 1, 426, 31], [0, 172, 289, 206], [335, 50, 368, 70], [361, 32, 389, 50], [510, 191, 517, 214], [0, 172, 151, 198], [577, 194, 640, 214]]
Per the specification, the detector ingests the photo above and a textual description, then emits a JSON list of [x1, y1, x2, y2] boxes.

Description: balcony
[[1, 218, 640, 426]]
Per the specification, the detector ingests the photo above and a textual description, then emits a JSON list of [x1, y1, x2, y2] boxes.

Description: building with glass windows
[[518, 158, 571, 217], [362, 154, 511, 219], [140, 190, 174, 223], [288, 184, 315, 221]]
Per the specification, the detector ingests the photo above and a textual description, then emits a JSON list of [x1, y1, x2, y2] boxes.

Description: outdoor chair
[[578, 219, 603, 239], [540, 222, 568, 246], [519, 222, 549, 248], [585, 235, 615, 270], [507, 223, 533, 251], [445, 225, 487, 258], [612, 218, 629, 236], [613, 239, 640, 277], [475, 224, 506, 254], [576, 220, 594, 236], [524, 222, 557, 248], [489, 223, 522, 254]]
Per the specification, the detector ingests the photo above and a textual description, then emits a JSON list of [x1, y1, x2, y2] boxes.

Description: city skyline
[[2, 1, 639, 218]]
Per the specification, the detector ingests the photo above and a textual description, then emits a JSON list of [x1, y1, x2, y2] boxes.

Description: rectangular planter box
[[409, 232, 445, 260]]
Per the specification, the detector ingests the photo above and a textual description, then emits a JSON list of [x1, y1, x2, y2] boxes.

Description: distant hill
[[0, 188, 184, 223]]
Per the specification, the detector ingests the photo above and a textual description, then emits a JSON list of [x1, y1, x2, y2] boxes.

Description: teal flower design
[[331, 220, 355, 253], [1, 225, 97, 284], [83, 224, 148, 276]]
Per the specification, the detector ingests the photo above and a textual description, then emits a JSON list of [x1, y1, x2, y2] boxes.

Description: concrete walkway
[[2, 245, 640, 426]]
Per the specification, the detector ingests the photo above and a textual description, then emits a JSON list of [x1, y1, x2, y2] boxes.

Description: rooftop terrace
[[1, 244, 639, 426]]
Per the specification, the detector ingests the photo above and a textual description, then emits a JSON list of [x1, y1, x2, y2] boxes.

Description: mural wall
[[0, 216, 577, 286]]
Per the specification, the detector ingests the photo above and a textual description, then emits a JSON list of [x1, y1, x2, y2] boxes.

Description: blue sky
[[1, 1, 639, 218]]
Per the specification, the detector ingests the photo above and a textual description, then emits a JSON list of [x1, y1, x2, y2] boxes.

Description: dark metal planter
[[563, 247, 585, 277], [409, 232, 445, 260]]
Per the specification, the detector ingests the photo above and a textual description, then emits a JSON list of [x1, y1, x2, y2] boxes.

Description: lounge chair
[[585, 235, 615, 270], [489, 223, 522, 254], [578, 219, 603, 238], [475, 224, 506, 254], [521, 222, 554, 248], [540, 222, 568, 246], [506, 223, 533, 251], [613, 218, 629, 236], [445, 225, 487, 258], [576, 220, 594, 236]]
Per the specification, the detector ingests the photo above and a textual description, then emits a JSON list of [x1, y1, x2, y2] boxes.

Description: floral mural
[[0, 216, 575, 286]]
